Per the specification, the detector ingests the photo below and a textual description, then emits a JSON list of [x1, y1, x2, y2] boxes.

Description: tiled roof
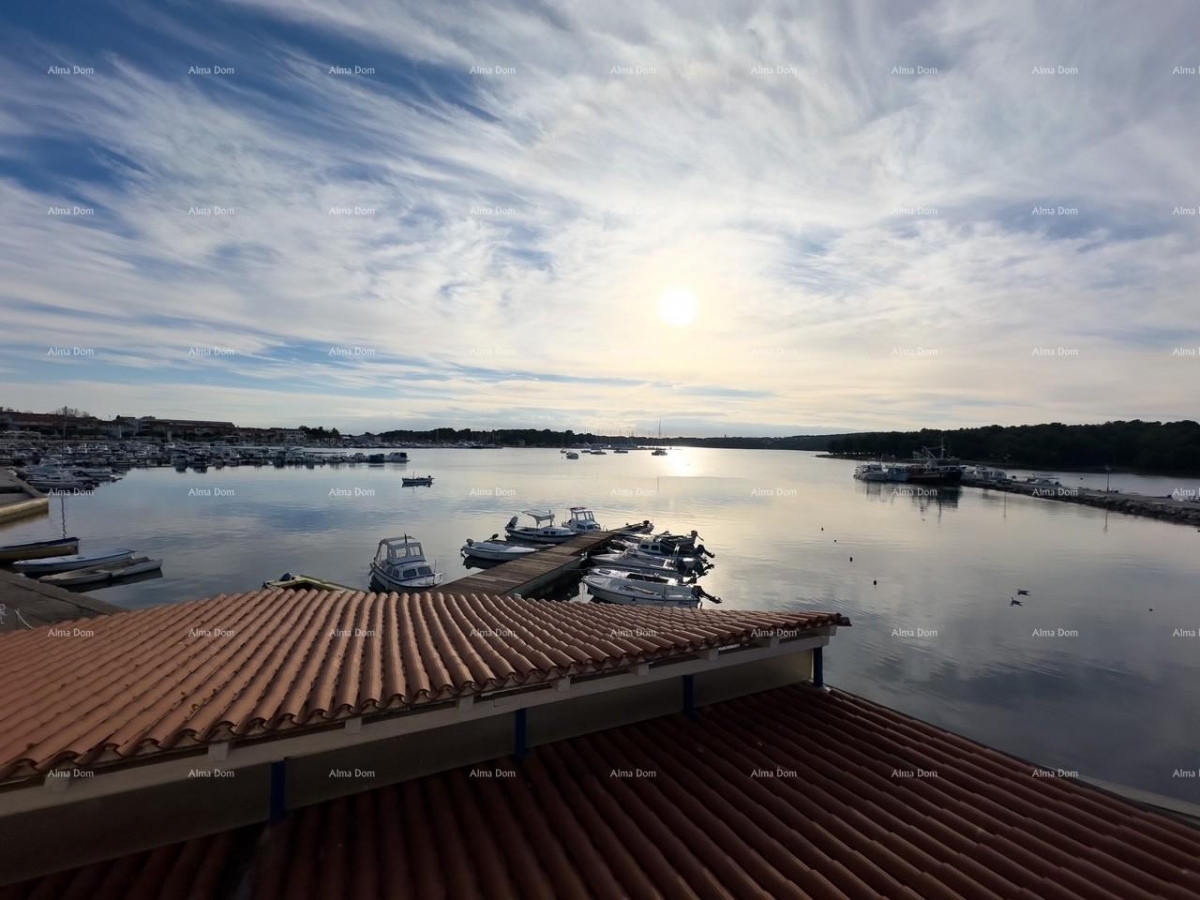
[[5, 685, 1198, 899], [0, 589, 843, 781]]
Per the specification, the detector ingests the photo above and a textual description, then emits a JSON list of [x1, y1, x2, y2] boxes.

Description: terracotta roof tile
[[6, 686, 1197, 900], [0, 589, 843, 781]]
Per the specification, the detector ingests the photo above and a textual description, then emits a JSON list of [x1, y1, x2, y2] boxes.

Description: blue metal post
[[813, 646, 825, 688], [683, 674, 696, 720], [269, 758, 287, 823], [514, 707, 528, 761]]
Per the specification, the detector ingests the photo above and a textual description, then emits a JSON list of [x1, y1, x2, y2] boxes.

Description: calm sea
[[5, 448, 1198, 803]]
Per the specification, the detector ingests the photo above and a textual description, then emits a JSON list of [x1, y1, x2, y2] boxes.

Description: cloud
[[1, 0, 1198, 433]]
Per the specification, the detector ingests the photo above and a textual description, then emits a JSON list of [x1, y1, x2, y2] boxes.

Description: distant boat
[[369, 536, 444, 589], [39, 556, 162, 586], [853, 461, 892, 482], [461, 538, 540, 562], [0, 536, 80, 563], [388, 451, 408, 463], [652, 448, 667, 456], [13, 548, 135, 575], [367, 453, 386, 464], [401, 475, 434, 486], [614, 448, 629, 454], [565, 451, 580, 459]]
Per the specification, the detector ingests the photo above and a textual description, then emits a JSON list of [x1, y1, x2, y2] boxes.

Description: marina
[[1, 446, 1199, 807]]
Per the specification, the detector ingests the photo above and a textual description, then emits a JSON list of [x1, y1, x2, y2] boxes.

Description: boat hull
[[461, 541, 539, 561], [40, 557, 162, 586], [504, 527, 575, 544], [583, 576, 699, 608], [13, 549, 135, 574], [0, 537, 80, 563], [369, 564, 444, 591]]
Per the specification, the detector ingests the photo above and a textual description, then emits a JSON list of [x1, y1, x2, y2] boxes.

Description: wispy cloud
[[1, 0, 1198, 434]]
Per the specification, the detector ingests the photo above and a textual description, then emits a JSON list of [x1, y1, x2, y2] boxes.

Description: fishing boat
[[367, 453, 386, 464], [0, 536, 80, 563], [461, 538, 540, 562], [369, 536, 444, 589], [583, 570, 714, 607], [13, 548, 135, 575], [588, 551, 703, 576], [39, 556, 162, 587], [504, 510, 576, 544], [401, 475, 434, 486], [566, 506, 603, 532]]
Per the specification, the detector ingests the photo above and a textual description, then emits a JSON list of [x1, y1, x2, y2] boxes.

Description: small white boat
[[402, 475, 434, 486], [583, 570, 717, 607], [461, 538, 540, 562], [388, 451, 409, 463], [612, 532, 714, 562], [504, 511, 576, 544], [39, 556, 162, 586], [566, 506, 603, 532], [369, 536, 444, 589], [853, 461, 892, 482], [13, 548, 135, 575]]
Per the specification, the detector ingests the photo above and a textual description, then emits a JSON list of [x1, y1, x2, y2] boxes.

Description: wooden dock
[[0, 568, 123, 633], [447, 530, 620, 598], [0, 472, 49, 525]]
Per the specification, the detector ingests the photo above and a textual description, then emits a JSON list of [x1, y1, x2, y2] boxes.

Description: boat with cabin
[[566, 507, 602, 532], [504, 510, 576, 544], [853, 461, 893, 482], [369, 536, 444, 589]]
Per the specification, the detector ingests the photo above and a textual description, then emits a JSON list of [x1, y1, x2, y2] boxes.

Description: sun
[[657, 285, 698, 326]]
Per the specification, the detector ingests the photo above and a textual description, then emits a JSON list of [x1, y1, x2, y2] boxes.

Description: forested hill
[[824, 421, 1200, 474]]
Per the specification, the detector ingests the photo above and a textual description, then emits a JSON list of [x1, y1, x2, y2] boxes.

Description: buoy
[[873, 579, 877, 585], [850, 556, 853, 562]]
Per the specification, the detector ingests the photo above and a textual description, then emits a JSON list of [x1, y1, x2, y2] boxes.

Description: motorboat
[[583, 570, 717, 607], [651, 448, 668, 456], [588, 551, 703, 577], [13, 548, 135, 575], [1026, 473, 1062, 487], [566, 506, 603, 532], [504, 511, 576, 544], [614, 531, 714, 560], [401, 475, 434, 486], [461, 538, 540, 562], [39, 556, 162, 586], [263, 573, 355, 591], [388, 451, 409, 463], [369, 536, 444, 589], [614, 449, 629, 454], [565, 451, 580, 459], [616, 520, 654, 534], [853, 461, 893, 482], [367, 453, 386, 464], [0, 536, 80, 563]]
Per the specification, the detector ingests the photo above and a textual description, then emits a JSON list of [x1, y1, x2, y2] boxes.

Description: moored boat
[[583, 569, 718, 607], [588, 551, 703, 576], [566, 506, 602, 532], [0, 536, 81, 563], [461, 538, 540, 562], [369, 535, 444, 589], [401, 475, 434, 486], [39, 556, 162, 586], [504, 510, 576, 544], [13, 548, 135, 575]]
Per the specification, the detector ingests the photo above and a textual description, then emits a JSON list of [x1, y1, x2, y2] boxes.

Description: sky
[[1, 0, 1198, 437]]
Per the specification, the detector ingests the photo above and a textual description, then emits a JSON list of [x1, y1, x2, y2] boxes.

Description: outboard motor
[[506, 516, 518, 529], [695, 543, 716, 559]]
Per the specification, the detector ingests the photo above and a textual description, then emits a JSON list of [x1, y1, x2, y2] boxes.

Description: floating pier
[[448, 530, 619, 597]]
